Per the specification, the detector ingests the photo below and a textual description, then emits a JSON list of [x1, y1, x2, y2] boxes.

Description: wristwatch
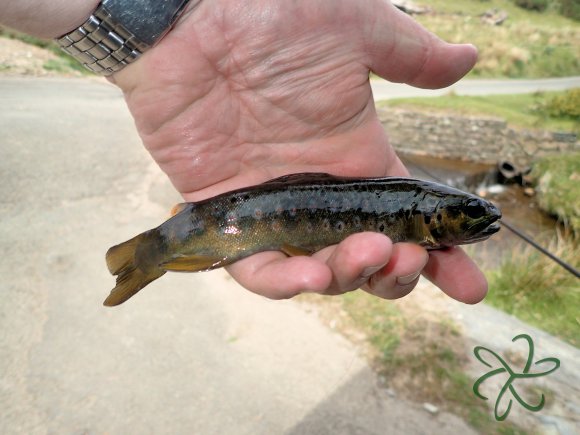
[[56, 0, 201, 75]]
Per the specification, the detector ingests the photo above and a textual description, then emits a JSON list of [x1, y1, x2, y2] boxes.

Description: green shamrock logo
[[473, 333, 560, 421]]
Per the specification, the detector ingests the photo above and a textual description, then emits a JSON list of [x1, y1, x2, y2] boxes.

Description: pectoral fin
[[281, 244, 312, 257], [161, 255, 227, 272], [413, 215, 437, 247]]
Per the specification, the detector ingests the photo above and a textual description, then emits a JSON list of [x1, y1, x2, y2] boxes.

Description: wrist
[[55, 0, 200, 75]]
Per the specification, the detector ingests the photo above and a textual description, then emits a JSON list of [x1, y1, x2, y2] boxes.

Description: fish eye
[[465, 201, 485, 219]]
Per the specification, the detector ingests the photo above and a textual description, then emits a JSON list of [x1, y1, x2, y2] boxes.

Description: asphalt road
[[0, 77, 477, 435], [370, 75, 580, 100], [1, 76, 578, 435]]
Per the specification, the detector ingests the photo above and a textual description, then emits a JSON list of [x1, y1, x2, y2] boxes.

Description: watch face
[[102, 0, 193, 46]]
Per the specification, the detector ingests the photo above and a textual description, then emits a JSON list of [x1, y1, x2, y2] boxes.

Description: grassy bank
[[413, 0, 579, 78], [0, 28, 88, 76], [531, 152, 580, 233], [382, 90, 580, 133], [485, 234, 579, 347], [305, 292, 525, 434]]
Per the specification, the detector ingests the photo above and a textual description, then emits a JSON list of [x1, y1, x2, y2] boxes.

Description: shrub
[[531, 152, 580, 234], [544, 88, 580, 120], [514, 0, 549, 12], [560, 0, 580, 20]]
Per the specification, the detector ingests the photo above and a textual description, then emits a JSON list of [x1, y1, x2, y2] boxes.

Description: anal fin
[[161, 255, 227, 272], [281, 244, 312, 257]]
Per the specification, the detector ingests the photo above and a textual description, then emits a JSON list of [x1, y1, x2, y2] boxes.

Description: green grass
[[531, 153, 580, 233], [42, 57, 87, 74], [336, 291, 525, 434], [381, 91, 580, 132], [486, 234, 580, 347], [413, 0, 580, 78]]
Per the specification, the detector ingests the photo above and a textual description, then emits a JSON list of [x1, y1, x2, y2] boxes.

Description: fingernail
[[396, 271, 421, 286], [361, 265, 383, 279]]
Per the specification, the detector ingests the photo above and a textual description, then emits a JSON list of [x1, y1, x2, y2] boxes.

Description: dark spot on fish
[[322, 219, 331, 231], [378, 222, 386, 233], [335, 221, 345, 232], [230, 197, 238, 204], [437, 213, 443, 222], [424, 215, 431, 225]]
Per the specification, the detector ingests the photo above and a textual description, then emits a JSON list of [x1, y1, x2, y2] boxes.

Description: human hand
[[110, 0, 486, 303]]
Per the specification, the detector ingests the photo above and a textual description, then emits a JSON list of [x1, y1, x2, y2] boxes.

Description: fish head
[[422, 195, 502, 248]]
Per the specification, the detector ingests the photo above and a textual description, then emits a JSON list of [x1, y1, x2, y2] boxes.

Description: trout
[[104, 173, 501, 306]]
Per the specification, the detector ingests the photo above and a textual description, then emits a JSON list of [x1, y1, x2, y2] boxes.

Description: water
[[400, 154, 561, 268]]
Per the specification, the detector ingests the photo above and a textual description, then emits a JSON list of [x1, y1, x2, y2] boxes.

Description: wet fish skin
[[104, 173, 501, 306]]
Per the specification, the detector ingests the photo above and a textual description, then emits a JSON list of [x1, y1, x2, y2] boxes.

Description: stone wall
[[378, 108, 579, 166]]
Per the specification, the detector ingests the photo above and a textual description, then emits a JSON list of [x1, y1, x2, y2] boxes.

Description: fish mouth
[[479, 221, 501, 237], [464, 211, 502, 244]]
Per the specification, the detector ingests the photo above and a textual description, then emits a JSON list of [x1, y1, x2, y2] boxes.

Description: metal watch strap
[[56, 0, 196, 75]]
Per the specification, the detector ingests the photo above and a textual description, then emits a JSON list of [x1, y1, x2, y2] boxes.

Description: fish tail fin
[[104, 234, 165, 306]]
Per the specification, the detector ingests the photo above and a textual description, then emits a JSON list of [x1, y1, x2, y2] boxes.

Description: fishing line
[[500, 220, 580, 279], [400, 155, 580, 279]]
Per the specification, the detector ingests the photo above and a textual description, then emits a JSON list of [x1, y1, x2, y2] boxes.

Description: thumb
[[366, 3, 478, 89]]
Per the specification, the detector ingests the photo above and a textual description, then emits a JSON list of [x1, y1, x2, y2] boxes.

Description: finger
[[362, 243, 429, 299], [225, 252, 332, 299], [366, 3, 478, 89], [313, 232, 393, 295], [422, 247, 488, 304]]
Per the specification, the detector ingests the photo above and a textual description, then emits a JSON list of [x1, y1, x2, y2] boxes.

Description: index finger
[[422, 247, 488, 304]]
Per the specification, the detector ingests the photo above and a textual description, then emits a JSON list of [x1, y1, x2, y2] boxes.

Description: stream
[[400, 154, 561, 269]]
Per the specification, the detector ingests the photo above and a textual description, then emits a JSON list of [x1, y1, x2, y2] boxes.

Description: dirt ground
[[0, 37, 82, 76]]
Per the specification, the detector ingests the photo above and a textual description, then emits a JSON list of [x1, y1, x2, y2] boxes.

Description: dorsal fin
[[170, 203, 189, 217], [263, 173, 339, 185]]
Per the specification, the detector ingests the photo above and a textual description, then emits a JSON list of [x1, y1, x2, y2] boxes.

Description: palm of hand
[[111, 0, 487, 303]]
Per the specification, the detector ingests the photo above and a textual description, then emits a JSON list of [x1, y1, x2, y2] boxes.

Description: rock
[[523, 187, 536, 197], [423, 403, 439, 415], [539, 414, 579, 435], [481, 9, 508, 26], [385, 388, 397, 398]]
